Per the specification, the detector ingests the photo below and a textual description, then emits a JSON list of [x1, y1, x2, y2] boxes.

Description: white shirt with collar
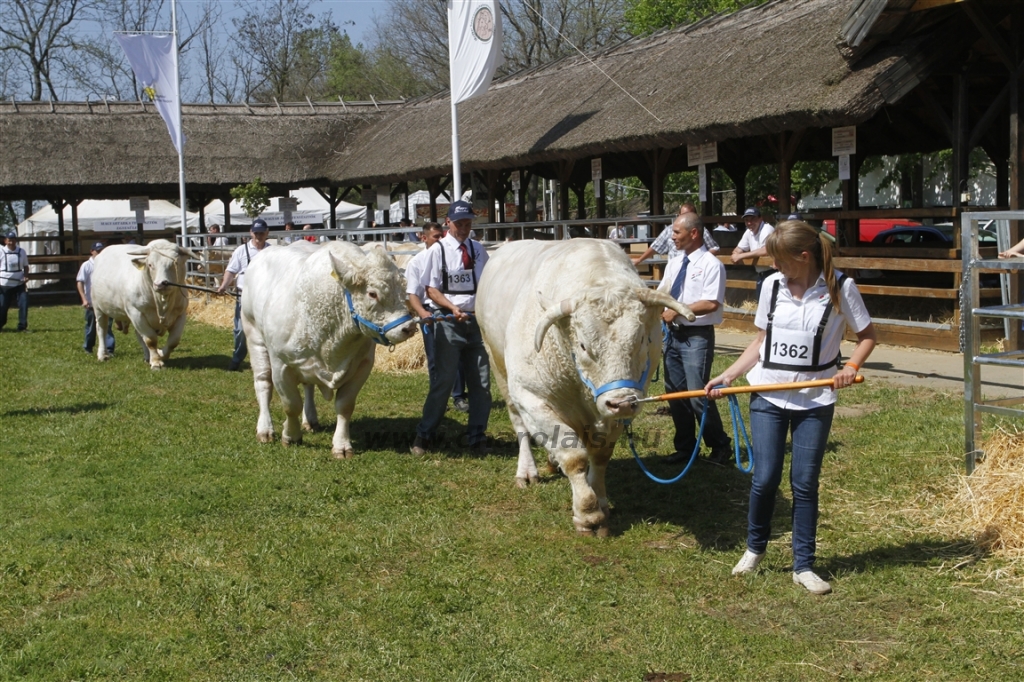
[[1, 243, 29, 286], [748, 270, 872, 409], [403, 246, 432, 303], [657, 246, 725, 327], [76, 256, 97, 304], [424, 233, 488, 312], [225, 240, 269, 291], [737, 221, 775, 271]]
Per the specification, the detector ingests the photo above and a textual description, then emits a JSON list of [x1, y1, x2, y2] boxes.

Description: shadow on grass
[[819, 539, 978, 576], [166, 354, 236, 371], [2, 401, 111, 417]]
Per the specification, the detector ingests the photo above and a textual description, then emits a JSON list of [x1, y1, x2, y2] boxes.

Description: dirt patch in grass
[[835, 404, 882, 419]]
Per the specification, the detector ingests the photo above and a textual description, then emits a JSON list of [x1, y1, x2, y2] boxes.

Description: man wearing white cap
[[731, 206, 776, 299], [76, 242, 116, 355]]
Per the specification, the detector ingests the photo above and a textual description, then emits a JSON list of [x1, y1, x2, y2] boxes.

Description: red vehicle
[[821, 218, 922, 243]]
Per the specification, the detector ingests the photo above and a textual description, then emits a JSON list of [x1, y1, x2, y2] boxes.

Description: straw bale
[[950, 429, 1024, 561], [187, 295, 235, 328], [374, 333, 428, 374]]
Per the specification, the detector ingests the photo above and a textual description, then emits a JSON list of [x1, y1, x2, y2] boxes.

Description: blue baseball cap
[[251, 218, 269, 232], [742, 207, 761, 218], [91, 242, 105, 252], [447, 201, 474, 221]]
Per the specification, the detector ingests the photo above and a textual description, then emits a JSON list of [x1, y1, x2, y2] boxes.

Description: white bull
[[241, 240, 418, 457], [91, 239, 195, 369], [476, 239, 694, 535]]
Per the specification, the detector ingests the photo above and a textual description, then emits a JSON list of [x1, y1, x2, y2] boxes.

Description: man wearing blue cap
[[731, 206, 776, 299], [76, 242, 116, 355], [0, 230, 30, 332], [218, 218, 271, 370], [411, 200, 491, 455]]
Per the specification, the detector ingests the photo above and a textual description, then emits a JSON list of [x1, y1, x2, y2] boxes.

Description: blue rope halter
[[344, 290, 414, 346], [573, 354, 651, 400]]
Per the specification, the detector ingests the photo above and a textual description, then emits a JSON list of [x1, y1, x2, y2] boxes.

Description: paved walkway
[[715, 331, 1023, 400]]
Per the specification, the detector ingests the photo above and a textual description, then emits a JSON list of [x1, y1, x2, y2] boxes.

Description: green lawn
[[1, 306, 1020, 680]]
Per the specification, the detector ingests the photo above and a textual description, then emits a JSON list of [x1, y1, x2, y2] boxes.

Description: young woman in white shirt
[[706, 220, 876, 595]]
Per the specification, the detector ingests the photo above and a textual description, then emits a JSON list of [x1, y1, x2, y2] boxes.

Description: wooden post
[[487, 170, 498, 224], [222, 195, 232, 232], [596, 177, 606, 219], [71, 200, 81, 255], [52, 199, 66, 255], [197, 192, 206, 233], [839, 154, 859, 246]]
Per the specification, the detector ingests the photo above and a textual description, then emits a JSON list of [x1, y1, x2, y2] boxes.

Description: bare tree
[[188, 0, 239, 102], [371, 0, 629, 94], [0, 0, 90, 100]]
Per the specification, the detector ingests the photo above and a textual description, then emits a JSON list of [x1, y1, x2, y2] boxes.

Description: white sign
[[698, 164, 708, 202], [95, 217, 165, 232], [688, 142, 718, 166], [510, 170, 520, 190], [832, 126, 856, 156], [376, 185, 391, 209], [838, 154, 851, 181], [591, 158, 602, 180], [129, 196, 150, 211], [278, 198, 298, 212]]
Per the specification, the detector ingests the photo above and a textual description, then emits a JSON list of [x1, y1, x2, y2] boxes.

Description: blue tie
[[670, 255, 689, 300]]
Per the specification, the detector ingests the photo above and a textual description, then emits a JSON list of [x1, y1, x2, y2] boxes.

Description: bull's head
[[329, 247, 417, 345], [534, 286, 695, 419], [130, 240, 196, 293]]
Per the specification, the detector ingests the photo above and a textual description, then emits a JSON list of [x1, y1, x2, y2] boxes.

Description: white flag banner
[[448, 0, 504, 105], [116, 33, 184, 154]]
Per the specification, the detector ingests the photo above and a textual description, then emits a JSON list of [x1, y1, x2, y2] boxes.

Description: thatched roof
[[327, 0, 939, 185], [0, 100, 392, 200]]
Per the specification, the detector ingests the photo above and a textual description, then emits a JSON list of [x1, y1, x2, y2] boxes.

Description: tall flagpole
[[171, 0, 187, 239], [448, 1, 462, 201]]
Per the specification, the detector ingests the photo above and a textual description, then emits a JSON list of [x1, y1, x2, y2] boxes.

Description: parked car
[[871, 225, 951, 245], [822, 218, 923, 243]]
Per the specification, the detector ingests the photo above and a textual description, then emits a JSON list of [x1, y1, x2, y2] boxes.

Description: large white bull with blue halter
[[476, 239, 694, 535], [241, 240, 418, 458]]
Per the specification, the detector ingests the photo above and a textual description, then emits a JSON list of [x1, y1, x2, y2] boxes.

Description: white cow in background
[[476, 239, 694, 535], [360, 240, 423, 269], [242, 240, 418, 458], [91, 239, 195, 369]]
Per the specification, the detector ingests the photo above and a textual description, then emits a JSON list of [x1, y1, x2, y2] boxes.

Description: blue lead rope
[[626, 389, 754, 484]]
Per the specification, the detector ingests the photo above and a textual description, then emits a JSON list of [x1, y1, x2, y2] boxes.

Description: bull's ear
[[131, 256, 147, 270]]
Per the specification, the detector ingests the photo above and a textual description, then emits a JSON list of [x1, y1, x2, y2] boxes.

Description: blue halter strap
[[344, 290, 414, 346], [574, 354, 651, 400]]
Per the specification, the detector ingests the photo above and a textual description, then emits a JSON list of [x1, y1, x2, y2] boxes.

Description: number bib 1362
[[766, 327, 814, 367]]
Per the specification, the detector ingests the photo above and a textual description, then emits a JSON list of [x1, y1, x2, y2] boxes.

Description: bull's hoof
[[149, 364, 165, 371], [515, 476, 529, 489], [302, 422, 320, 433], [595, 525, 610, 538], [546, 461, 561, 476], [332, 447, 354, 460], [257, 431, 275, 444], [282, 435, 302, 447], [574, 523, 610, 538]]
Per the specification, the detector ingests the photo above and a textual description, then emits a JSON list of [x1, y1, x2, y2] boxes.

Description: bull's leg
[[275, 366, 304, 446], [556, 443, 609, 536], [301, 384, 320, 432], [331, 351, 373, 459], [249, 337, 275, 443], [488, 353, 540, 487], [130, 313, 163, 369], [95, 311, 112, 361], [161, 310, 188, 363], [587, 432, 619, 520]]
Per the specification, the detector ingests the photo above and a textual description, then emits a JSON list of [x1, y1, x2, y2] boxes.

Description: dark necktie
[[459, 243, 472, 269], [669, 255, 689, 301]]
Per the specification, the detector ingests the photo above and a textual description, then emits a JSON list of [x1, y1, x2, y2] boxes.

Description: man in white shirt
[[217, 218, 271, 370], [76, 242, 115, 355], [411, 201, 491, 455], [0, 231, 30, 332], [731, 206, 776, 299], [657, 212, 732, 465]]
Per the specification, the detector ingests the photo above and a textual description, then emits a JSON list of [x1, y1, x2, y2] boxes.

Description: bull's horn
[[534, 297, 576, 352], [177, 245, 199, 260], [637, 287, 696, 322]]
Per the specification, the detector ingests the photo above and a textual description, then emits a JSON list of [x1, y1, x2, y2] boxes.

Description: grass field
[[1, 306, 1021, 681]]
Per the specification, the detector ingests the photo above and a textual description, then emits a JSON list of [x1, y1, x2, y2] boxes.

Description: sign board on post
[[129, 196, 150, 231], [687, 142, 718, 167], [832, 126, 856, 156], [376, 185, 391, 209], [278, 198, 298, 225], [591, 159, 602, 198]]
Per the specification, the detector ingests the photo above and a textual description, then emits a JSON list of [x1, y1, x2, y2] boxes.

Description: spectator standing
[[657, 213, 732, 465], [302, 224, 317, 243], [412, 201, 491, 454], [707, 220, 876, 595], [208, 224, 227, 247], [0, 230, 30, 332], [217, 218, 271, 370], [731, 206, 776, 299], [283, 222, 297, 244], [76, 242, 115, 355], [607, 224, 627, 240], [633, 202, 720, 265]]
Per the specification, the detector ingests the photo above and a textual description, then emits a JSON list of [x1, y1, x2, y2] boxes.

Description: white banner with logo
[[95, 218, 166, 232], [116, 33, 184, 154], [448, 0, 504, 104]]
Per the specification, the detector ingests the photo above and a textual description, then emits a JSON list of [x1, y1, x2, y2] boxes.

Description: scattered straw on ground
[[187, 295, 235, 328], [948, 428, 1024, 562]]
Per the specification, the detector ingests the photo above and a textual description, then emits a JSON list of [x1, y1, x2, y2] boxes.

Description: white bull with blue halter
[[241, 240, 417, 458], [476, 239, 694, 536]]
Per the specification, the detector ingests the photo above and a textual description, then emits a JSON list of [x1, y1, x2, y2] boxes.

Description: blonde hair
[[766, 220, 842, 313]]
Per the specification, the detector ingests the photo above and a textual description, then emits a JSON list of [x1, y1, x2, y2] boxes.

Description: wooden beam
[[961, 1, 1016, 74], [910, 0, 963, 11]]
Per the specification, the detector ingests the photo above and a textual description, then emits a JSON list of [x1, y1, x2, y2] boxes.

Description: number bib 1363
[[765, 327, 815, 367], [446, 270, 475, 292]]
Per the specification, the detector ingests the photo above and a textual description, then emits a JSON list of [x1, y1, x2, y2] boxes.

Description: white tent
[[374, 189, 472, 225], [203, 188, 367, 230]]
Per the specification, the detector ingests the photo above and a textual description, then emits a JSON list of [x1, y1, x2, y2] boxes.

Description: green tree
[[324, 33, 426, 101], [624, 0, 767, 35], [230, 178, 270, 219]]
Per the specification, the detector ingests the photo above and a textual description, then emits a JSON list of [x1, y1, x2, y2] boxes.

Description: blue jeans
[[0, 283, 28, 331], [231, 296, 247, 367], [422, 320, 466, 401], [663, 325, 730, 454], [754, 269, 776, 301], [416, 315, 491, 445], [84, 306, 115, 353], [746, 394, 835, 573]]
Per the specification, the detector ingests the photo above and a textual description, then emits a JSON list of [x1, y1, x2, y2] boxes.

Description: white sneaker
[[731, 549, 765, 575], [793, 570, 832, 595]]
